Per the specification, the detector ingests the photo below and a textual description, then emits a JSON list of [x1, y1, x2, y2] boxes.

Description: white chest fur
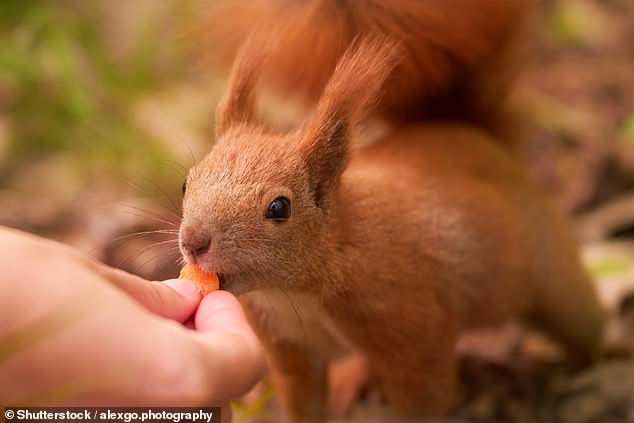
[[241, 289, 355, 358]]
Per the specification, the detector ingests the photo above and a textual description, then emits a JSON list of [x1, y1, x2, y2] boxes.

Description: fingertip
[[195, 290, 248, 333], [134, 279, 201, 323], [164, 278, 200, 298], [203, 289, 241, 305]]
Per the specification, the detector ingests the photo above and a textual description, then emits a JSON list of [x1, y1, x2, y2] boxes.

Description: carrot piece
[[179, 264, 220, 295]]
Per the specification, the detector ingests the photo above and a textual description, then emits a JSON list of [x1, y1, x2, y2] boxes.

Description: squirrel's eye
[[266, 197, 291, 221], [182, 180, 187, 195]]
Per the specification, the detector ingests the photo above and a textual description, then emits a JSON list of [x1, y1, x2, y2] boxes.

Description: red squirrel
[[179, 1, 605, 421]]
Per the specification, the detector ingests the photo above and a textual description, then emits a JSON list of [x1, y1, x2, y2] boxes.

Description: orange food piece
[[179, 264, 220, 295]]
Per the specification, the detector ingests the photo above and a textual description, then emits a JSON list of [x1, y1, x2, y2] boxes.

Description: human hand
[[0, 226, 264, 413]]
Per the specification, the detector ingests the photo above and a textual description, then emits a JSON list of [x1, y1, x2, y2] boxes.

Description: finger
[[128, 278, 201, 322], [92, 261, 201, 322], [193, 291, 266, 402], [0, 227, 201, 322]]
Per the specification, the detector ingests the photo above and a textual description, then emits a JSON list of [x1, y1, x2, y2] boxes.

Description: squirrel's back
[[198, 0, 534, 135]]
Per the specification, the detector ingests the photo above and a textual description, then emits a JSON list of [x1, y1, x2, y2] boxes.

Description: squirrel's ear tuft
[[301, 35, 400, 209], [302, 119, 349, 209], [215, 32, 272, 137]]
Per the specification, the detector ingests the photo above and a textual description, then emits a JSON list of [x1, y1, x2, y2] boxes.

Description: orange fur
[[196, 0, 533, 136], [179, 35, 605, 421]]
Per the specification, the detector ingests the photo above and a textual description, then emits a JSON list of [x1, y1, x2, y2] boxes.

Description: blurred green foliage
[[622, 113, 634, 145], [232, 379, 278, 423], [588, 257, 631, 278], [547, 0, 602, 46], [0, 0, 194, 185]]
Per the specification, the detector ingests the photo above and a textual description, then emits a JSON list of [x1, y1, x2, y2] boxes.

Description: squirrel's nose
[[180, 233, 211, 261]]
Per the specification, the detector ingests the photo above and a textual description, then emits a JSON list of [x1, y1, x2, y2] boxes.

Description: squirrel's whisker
[[134, 171, 182, 217], [119, 177, 181, 221], [117, 203, 180, 227]]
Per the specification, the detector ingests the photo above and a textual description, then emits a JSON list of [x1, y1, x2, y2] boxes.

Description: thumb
[[193, 291, 265, 402], [122, 278, 202, 323], [151, 278, 202, 322], [116, 275, 201, 323], [83, 258, 202, 322]]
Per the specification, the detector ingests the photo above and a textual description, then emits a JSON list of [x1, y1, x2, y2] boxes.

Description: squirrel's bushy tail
[[197, 0, 534, 137], [215, 31, 400, 138]]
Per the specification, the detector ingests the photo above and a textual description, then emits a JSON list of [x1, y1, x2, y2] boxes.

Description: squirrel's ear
[[302, 118, 349, 209], [301, 35, 400, 209], [215, 33, 269, 137]]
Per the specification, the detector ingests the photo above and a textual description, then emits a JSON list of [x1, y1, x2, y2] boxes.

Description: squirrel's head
[[179, 35, 399, 295]]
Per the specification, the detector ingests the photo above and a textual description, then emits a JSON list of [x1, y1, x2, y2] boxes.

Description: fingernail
[[164, 279, 199, 297]]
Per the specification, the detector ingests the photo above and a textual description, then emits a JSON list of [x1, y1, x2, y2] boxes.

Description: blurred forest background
[[1, 0, 633, 422], [0, 0, 221, 278]]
